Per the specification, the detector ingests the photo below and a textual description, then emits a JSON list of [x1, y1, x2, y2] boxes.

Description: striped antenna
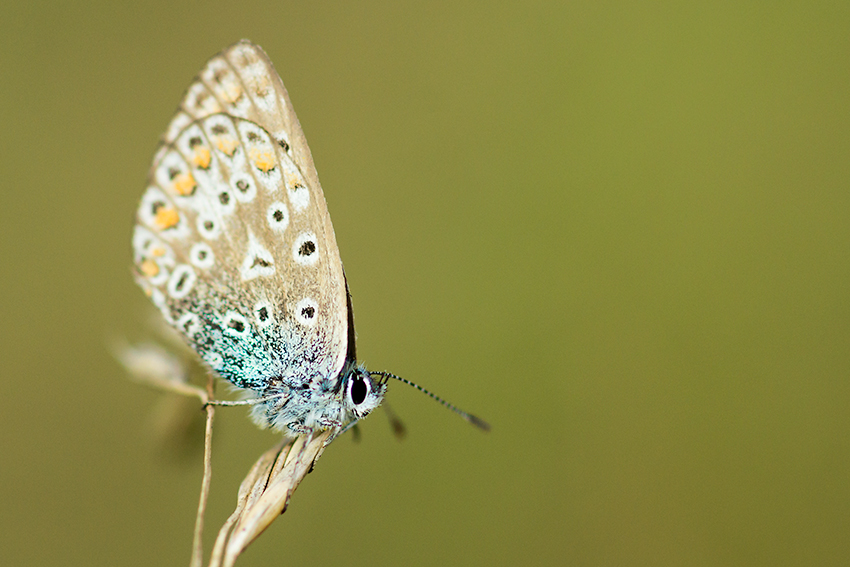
[[369, 371, 490, 431]]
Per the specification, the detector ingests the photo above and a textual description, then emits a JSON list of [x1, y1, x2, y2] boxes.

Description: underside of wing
[[133, 41, 348, 392]]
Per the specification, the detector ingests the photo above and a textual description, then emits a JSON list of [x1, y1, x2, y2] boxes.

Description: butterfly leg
[[337, 420, 359, 437], [286, 422, 313, 436], [203, 392, 285, 407]]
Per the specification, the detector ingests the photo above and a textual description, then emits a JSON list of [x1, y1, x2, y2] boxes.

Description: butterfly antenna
[[370, 372, 490, 431]]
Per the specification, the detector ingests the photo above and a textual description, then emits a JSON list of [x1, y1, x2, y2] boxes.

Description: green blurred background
[[2, 1, 848, 565]]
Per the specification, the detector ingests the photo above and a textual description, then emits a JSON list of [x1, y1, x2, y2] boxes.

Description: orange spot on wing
[[140, 259, 160, 277], [250, 148, 276, 172], [192, 147, 211, 169], [215, 136, 238, 156], [172, 172, 197, 196], [154, 207, 180, 229], [220, 81, 242, 104]]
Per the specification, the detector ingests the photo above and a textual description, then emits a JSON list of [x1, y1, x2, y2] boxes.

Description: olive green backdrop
[[2, 2, 848, 566]]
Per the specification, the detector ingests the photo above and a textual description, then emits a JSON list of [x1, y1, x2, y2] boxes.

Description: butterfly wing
[[132, 41, 348, 397]]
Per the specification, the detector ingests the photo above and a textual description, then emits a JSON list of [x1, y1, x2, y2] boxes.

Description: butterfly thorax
[[247, 358, 386, 437]]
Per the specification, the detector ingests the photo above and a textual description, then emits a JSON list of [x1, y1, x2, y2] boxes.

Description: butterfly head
[[342, 364, 387, 421]]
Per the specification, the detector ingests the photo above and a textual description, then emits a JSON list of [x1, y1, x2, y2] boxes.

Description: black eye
[[350, 376, 368, 405]]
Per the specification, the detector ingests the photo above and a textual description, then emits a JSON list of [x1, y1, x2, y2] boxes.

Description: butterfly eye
[[349, 374, 369, 406]]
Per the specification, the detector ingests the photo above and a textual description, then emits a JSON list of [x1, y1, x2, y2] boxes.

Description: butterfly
[[132, 40, 487, 442]]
